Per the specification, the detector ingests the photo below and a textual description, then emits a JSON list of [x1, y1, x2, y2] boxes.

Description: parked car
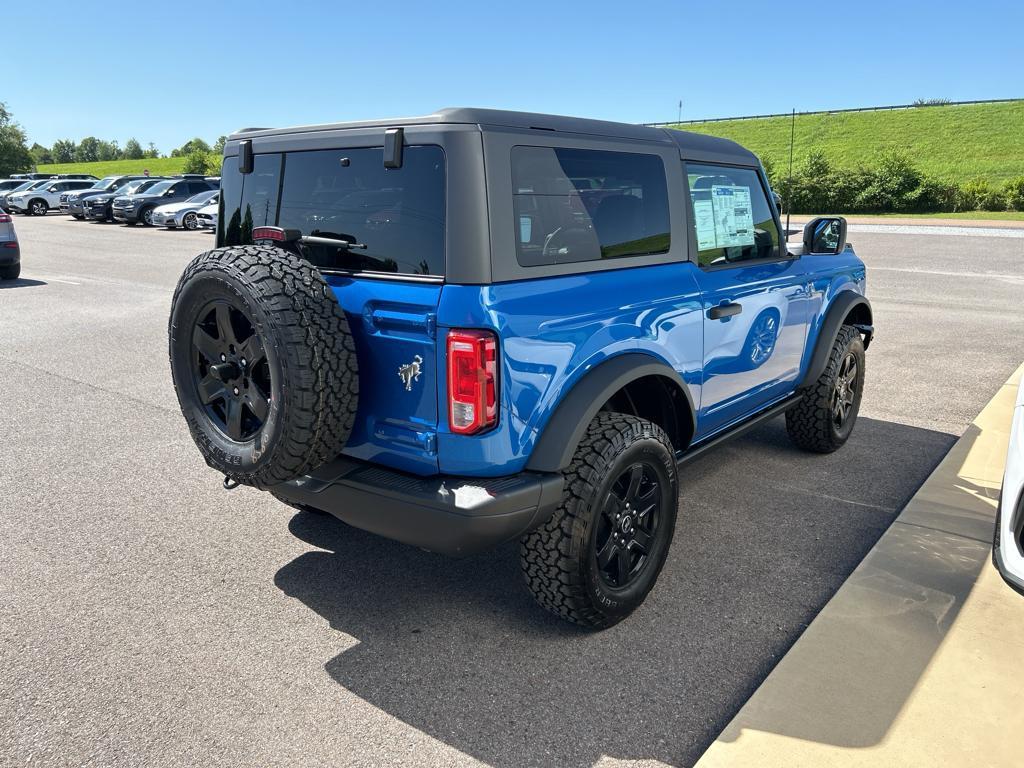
[[166, 108, 873, 629], [995, 375, 1024, 595], [10, 173, 96, 180], [8, 179, 95, 215], [152, 190, 219, 230], [194, 201, 218, 231], [62, 175, 153, 218], [0, 180, 49, 213], [113, 178, 218, 226], [0, 210, 19, 280], [0, 179, 27, 196], [83, 178, 166, 222]]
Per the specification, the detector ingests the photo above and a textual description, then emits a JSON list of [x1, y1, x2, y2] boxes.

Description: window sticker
[[693, 198, 717, 250], [710, 185, 755, 248]]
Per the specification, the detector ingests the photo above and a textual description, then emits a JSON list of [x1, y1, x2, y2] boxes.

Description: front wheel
[[520, 413, 678, 629], [183, 212, 199, 231], [786, 324, 865, 453], [29, 199, 48, 216], [140, 207, 155, 226]]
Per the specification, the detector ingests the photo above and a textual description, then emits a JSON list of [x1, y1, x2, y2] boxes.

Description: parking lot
[[2, 214, 1023, 767]]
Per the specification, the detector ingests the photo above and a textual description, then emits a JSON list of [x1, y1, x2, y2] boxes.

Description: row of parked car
[[0, 173, 220, 231]]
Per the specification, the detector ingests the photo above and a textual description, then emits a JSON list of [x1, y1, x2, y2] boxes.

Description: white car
[[995, 374, 1024, 595], [195, 202, 218, 231], [8, 179, 95, 216], [151, 190, 219, 230]]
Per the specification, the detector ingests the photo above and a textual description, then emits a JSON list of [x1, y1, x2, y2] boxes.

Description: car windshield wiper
[[300, 234, 368, 249]]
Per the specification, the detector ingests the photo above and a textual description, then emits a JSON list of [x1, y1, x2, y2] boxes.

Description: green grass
[[673, 100, 1024, 186], [35, 157, 190, 178], [836, 210, 1024, 221]]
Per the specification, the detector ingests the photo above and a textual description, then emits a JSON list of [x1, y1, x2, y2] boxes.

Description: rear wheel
[[786, 324, 865, 453], [520, 413, 678, 629], [0, 264, 20, 280]]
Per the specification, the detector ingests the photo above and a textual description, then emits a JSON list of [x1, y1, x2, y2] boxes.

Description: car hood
[[118, 193, 163, 204], [71, 188, 115, 200], [154, 201, 199, 214], [197, 204, 218, 214]]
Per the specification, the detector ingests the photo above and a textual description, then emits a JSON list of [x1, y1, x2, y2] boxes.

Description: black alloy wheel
[[831, 351, 858, 430], [191, 300, 271, 442], [594, 462, 663, 588]]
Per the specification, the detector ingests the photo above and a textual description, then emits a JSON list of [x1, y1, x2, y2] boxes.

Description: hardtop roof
[[228, 107, 757, 163]]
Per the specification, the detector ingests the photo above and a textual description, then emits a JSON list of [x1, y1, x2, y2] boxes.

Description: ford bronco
[[168, 109, 872, 628]]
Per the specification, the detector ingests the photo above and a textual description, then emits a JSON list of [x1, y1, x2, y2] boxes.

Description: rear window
[[220, 145, 445, 276], [511, 147, 670, 267]]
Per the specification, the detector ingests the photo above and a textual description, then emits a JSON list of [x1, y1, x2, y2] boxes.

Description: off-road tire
[[168, 245, 358, 487], [786, 324, 865, 453], [0, 263, 20, 280], [520, 413, 678, 629]]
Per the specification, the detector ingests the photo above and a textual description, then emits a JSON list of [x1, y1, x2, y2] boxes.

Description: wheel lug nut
[[240, 358, 247, 367], [220, 353, 227, 362], [233, 387, 240, 396]]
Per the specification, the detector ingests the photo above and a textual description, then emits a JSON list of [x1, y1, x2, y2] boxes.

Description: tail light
[[0, 214, 10, 223], [447, 329, 498, 435]]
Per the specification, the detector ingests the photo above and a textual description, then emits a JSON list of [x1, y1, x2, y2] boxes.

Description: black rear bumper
[[271, 457, 564, 557]]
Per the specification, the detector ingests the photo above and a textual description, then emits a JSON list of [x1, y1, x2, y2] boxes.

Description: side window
[[187, 182, 206, 195], [511, 146, 670, 267], [223, 153, 283, 246], [684, 163, 781, 268]]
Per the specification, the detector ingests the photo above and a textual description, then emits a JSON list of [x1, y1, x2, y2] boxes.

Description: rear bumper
[[271, 456, 564, 557], [0, 243, 19, 265]]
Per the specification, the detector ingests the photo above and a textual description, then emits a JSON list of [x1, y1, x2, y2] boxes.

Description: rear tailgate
[[327, 276, 442, 475]]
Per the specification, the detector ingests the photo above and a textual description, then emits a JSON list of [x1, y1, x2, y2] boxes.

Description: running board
[[677, 393, 803, 466]]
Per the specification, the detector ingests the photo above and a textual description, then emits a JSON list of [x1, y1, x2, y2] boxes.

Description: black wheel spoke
[[625, 465, 643, 501], [193, 325, 221, 362], [601, 492, 622, 523], [632, 527, 653, 553], [197, 374, 226, 405], [616, 549, 631, 585], [225, 398, 244, 441], [215, 304, 236, 345], [596, 538, 619, 569], [248, 390, 270, 422], [239, 334, 266, 367]]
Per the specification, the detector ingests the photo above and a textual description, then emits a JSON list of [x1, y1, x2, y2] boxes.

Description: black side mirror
[[802, 216, 848, 254]]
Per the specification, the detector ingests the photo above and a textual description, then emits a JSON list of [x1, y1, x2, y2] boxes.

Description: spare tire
[[168, 245, 358, 487]]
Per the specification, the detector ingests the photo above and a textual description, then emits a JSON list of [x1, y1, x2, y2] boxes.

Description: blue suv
[[168, 109, 873, 628]]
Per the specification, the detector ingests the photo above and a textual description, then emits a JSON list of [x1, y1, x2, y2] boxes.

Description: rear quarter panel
[[436, 262, 705, 476]]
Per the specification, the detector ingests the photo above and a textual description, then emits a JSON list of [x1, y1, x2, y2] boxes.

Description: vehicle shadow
[[273, 416, 957, 767], [0, 278, 46, 290]]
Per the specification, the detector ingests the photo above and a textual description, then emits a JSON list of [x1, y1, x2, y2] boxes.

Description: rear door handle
[[708, 302, 743, 320]]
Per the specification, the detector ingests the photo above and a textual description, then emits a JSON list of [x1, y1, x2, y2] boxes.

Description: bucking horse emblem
[[398, 355, 424, 392]]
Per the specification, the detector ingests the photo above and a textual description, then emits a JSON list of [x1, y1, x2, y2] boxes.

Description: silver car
[[151, 190, 219, 230], [995, 375, 1024, 595], [0, 210, 21, 280]]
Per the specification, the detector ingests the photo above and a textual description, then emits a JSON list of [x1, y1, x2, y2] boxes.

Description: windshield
[[90, 177, 118, 190], [27, 180, 51, 191], [185, 190, 217, 205], [143, 181, 173, 196]]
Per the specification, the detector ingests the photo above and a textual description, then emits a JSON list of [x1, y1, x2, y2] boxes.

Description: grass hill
[[673, 100, 1024, 185], [35, 157, 189, 178]]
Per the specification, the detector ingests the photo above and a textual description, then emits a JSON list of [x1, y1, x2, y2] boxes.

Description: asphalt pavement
[[1, 215, 1022, 767]]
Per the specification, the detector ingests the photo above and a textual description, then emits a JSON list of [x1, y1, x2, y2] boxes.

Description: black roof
[[229, 108, 756, 162]]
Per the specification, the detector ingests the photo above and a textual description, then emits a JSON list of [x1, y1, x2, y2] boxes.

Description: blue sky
[[5, 0, 1021, 153]]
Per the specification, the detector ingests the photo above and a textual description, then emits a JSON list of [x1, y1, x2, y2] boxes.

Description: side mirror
[[48, 186, 59, 192], [802, 216, 848, 255]]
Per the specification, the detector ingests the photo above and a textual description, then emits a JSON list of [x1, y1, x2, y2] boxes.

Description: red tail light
[[0, 214, 11, 223], [447, 329, 498, 435]]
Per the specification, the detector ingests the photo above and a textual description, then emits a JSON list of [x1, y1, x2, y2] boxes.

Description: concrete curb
[[694, 362, 1024, 768]]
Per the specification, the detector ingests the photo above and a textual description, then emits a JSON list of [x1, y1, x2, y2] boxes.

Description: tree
[[124, 138, 144, 159], [181, 148, 215, 175], [97, 140, 121, 161], [0, 102, 34, 177], [30, 142, 53, 165], [213, 135, 227, 154], [144, 142, 160, 159], [52, 139, 76, 163], [171, 137, 211, 157], [75, 136, 100, 163]]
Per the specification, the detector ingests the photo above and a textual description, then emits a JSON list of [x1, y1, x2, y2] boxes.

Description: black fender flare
[[525, 353, 696, 473], [800, 292, 873, 388]]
